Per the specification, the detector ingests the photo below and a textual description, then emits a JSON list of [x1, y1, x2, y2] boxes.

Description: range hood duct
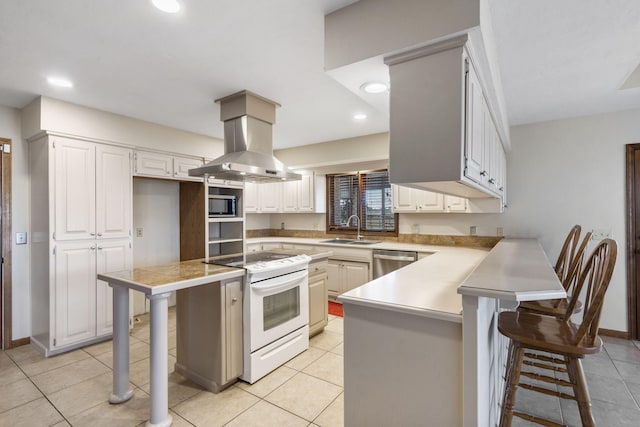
[[189, 90, 301, 182]]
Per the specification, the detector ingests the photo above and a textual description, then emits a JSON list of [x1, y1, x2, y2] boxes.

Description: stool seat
[[498, 311, 602, 357], [517, 298, 583, 318]]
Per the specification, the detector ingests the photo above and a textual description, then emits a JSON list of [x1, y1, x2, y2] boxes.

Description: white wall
[[0, 105, 30, 340], [132, 178, 180, 314]]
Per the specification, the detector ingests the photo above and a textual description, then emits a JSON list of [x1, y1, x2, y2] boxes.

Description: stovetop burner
[[204, 251, 292, 268]]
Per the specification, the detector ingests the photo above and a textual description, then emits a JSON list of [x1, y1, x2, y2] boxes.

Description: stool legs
[[500, 343, 524, 427], [567, 357, 595, 427]]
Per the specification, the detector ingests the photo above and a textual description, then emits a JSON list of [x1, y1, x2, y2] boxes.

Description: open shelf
[[208, 238, 244, 245], [208, 217, 243, 223]]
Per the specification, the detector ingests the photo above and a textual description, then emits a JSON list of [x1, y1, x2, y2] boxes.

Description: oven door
[[248, 269, 309, 352]]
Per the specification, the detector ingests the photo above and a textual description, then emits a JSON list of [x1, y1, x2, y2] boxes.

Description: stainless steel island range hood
[[189, 90, 301, 182]]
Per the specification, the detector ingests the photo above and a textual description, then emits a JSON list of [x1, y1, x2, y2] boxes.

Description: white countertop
[[457, 238, 566, 301], [339, 246, 490, 323], [246, 236, 441, 254]]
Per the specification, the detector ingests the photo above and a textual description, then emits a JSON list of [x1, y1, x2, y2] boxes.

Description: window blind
[[327, 170, 396, 234]]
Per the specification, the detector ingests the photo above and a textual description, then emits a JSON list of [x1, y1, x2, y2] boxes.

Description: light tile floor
[[2, 309, 640, 426], [0, 308, 345, 427]]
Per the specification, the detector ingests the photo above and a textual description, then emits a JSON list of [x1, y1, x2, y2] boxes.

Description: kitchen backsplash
[[246, 229, 502, 248]]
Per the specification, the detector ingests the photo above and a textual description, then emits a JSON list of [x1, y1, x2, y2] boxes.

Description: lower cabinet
[[327, 259, 370, 299], [175, 278, 244, 393], [308, 260, 328, 337], [54, 239, 132, 350]]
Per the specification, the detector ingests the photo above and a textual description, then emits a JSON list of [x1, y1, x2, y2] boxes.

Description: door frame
[[0, 137, 16, 349], [626, 143, 640, 340]]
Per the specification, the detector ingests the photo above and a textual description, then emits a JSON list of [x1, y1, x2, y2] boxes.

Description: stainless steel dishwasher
[[372, 249, 418, 279]]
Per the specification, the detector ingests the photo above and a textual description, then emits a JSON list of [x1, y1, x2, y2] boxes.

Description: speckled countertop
[[97, 259, 245, 295]]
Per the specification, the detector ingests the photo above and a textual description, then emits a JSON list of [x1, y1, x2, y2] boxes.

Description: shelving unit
[[179, 179, 245, 262]]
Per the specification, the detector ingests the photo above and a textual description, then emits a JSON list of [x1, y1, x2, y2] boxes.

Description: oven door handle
[[250, 270, 307, 294]]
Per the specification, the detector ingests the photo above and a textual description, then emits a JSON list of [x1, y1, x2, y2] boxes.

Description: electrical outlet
[[412, 224, 420, 234], [591, 229, 611, 241], [497, 227, 504, 237], [281, 222, 285, 230], [16, 232, 27, 245], [470, 226, 477, 236], [136, 228, 143, 238]]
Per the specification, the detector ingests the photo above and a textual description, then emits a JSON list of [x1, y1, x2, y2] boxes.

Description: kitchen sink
[[320, 238, 380, 245]]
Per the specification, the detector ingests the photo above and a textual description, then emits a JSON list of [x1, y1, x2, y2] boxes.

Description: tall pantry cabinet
[[30, 134, 133, 356]]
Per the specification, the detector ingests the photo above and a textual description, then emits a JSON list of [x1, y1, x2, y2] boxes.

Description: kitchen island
[[98, 259, 245, 427], [338, 238, 565, 427]]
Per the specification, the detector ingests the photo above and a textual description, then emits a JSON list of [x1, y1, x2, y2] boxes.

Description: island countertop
[[97, 259, 245, 295]]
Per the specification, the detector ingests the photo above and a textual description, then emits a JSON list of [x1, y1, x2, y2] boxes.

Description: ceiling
[[1, 0, 639, 149]]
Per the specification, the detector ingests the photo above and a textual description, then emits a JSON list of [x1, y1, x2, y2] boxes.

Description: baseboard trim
[[599, 328, 629, 339], [9, 337, 30, 348]]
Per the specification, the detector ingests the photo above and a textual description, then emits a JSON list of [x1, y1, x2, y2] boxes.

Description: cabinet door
[[416, 190, 445, 212], [308, 271, 328, 336], [54, 241, 97, 347], [54, 138, 96, 240], [174, 157, 204, 181], [445, 195, 468, 212], [259, 182, 281, 212], [342, 261, 370, 293], [134, 151, 173, 178], [464, 61, 485, 185], [298, 174, 315, 212], [224, 279, 244, 382], [392, 185, 417, 212], [282, 180, 299, 212], [482, 109, 497, 191], [326, 260, 342, 296], [244, 182, 259, 213], [96, 240, 132, 337], [96, 145, 132, 239]]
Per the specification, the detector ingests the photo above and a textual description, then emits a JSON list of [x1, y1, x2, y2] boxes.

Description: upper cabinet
[[385, 35, 506, 212], [244, 172, 326, 214], [54, 137, 132, 240], [392, 184, 468, 213], [134, 150, 204, 182]]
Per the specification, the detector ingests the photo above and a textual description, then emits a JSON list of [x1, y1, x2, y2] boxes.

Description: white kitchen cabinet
[[244, 182, 259, 213], [96, 240, 133, 336], [258, 182, 281, 212], [30, 134, 134, 356], [327, 259, 370, 298], [245, 173, 326, 214], [54, 241, 98, 348], [55, 140, 132, 240], [175, 278, 244, 392], [134, 150, 204, 182], [393, 185, 444, 213], [386, 35, 507, 206], [445, 195, 468, 212], [308, 260, 328, 337]]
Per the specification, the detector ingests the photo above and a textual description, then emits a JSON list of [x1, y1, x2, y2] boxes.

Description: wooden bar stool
[[518, 229, 592, 318], [498, 238, 617, 427]]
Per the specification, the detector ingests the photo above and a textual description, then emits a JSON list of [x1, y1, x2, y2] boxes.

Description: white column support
[[145, 292, 173, 427], [109, 283, 134, 404]]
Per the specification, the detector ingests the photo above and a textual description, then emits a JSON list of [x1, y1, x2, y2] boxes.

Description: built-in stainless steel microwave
[[209, 194, 236, 217]]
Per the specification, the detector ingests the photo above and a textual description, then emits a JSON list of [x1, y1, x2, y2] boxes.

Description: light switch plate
[[16, 232, 27, 245]]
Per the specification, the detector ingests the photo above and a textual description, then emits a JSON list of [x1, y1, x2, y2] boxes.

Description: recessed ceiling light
[[353, 113, 367, 120], [152, 0, 180, 13], [360, 82, 388, 94], [46, 76, 73, 88]]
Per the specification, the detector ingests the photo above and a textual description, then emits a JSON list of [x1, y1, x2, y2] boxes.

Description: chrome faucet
[[345, 214, 362, 240]]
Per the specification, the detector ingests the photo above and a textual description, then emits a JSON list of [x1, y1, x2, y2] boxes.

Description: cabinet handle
[[488, 178, 495, 184], [499, 187, 504, 192], [97, 246, 103, 250], [90, 232, 95, 236], [97, 232, 103, 237], [231, 297, 238, 302], [91, 246, 96, 250], [166, 171, 171, 175], [480, 170, 487, 176]]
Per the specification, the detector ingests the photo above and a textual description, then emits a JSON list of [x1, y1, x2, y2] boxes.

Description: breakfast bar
[[98, 260, 245, 427], [339, 238, 565, 427]]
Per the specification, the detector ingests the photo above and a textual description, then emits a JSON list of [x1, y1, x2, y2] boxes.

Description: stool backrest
[[561, 230, 593, 294], [555, 225, 582, 284], [564, 238, 617, 346]]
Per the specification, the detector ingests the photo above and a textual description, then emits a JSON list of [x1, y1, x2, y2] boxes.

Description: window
[[327, 170, 397, 235]]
